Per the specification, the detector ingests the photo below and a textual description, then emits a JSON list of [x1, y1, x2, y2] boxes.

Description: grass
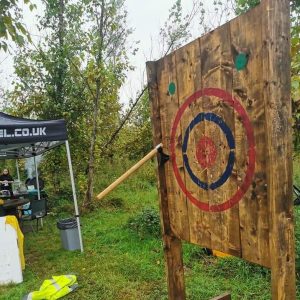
[[1, 159, 300, 299], [294, 155, 300, 187]]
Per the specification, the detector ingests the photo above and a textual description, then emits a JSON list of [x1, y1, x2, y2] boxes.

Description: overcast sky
[[0, 0, 235, 106]]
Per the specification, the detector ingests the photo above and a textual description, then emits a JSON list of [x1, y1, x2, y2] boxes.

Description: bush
[[97, 197, 125, 210], [126, 207, 161, 238], [48, 197, 74, 215], [294, 155, 300, 186]]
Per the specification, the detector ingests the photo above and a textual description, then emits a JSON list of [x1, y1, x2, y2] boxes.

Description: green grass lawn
[[0, 180, 300, 299]]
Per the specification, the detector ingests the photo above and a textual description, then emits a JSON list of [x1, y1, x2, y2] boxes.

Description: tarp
[[0, 112, 67, 159]]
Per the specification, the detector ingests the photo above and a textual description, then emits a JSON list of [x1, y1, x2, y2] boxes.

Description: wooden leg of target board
[[163, 234, 186, 300], [156, 156, 186, 299]]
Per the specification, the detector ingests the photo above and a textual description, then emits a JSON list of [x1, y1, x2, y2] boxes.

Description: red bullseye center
[[196, 136, 217, 168]]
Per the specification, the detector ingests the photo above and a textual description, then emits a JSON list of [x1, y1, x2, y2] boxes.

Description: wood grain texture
[[147, 0, 296, 298], [230, 4, 270, 267], [200, 23, 240, 254], [157, 52, 191, 241], [147, 61, 186, 300], [261, 0, 296, 298], [174, 39, 212, 248]]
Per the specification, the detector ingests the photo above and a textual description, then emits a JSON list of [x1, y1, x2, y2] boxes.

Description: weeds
[[1, 160, 300, 299], [97, 197, 125, 210], [126, 207, 161, 238]]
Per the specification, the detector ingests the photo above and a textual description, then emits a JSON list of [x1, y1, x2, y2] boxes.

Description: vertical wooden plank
[[216, 24, 241, 256], [200, 23, 241, 255], [147, 61, 186, 300], [230, 4, 270, 267], [261, 0, 296, 298], [156, 52, 191, 242], [201, 28, 224, 252], [174, 39, 212, 248]]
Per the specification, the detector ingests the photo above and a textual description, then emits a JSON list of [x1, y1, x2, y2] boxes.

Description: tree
[[7, 0, 91, 195], [116, 90, 153, 160], [235, 0, 260, 14], [0, 0, 35, 51], [100, 0, 204, 156], [6, 0, 241, 209], [82, 0, 133, 209], [290, 2, 300, 150], [6, 0, 133, 208]]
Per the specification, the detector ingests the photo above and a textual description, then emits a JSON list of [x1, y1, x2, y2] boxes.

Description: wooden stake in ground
[[96, 143, 163, 201]]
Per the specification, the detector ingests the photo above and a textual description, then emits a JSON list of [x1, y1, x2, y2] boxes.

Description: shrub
[[126, 207, 161, 238], [97, 197, 125, 210]]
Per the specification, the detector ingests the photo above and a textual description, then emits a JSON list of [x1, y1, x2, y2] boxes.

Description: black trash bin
[[57, 218, 80, 251]]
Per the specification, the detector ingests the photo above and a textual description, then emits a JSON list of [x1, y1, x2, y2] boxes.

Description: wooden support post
[[262, 0, 296, 299], [147, 61, 186, 300], [96, 144, 162, 200], [157, 149, 186, 300]]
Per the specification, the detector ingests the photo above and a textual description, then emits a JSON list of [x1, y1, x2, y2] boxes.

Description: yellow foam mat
[[212, 250, 232, 258]]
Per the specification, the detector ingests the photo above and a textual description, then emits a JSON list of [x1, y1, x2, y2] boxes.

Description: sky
[[0, 0, 235, 106]]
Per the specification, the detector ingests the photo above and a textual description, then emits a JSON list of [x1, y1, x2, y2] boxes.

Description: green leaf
[[0, 41, 8, 52], [3, 16, 13, 26], [29, 4, 36, 11], [15, 22, 27, 35], [15, 34, 25, 46], [292, 80, 300, 90], [6, 23, 17, 39]]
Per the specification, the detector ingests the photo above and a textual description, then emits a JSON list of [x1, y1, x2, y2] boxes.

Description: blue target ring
[[182, 112, 235, 191]]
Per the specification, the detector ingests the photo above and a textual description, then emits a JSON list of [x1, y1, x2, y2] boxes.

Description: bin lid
[[57, 218, 78, 230]]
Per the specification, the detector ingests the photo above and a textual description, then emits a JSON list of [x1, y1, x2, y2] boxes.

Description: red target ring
[[170, 88, 255, 212]]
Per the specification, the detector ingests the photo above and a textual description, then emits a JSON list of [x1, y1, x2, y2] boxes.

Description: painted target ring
[[170, 88, 255, 212], [182, 112, 235, 191]]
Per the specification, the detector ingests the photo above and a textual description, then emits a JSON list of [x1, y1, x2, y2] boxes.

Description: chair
[[20, 198, 47, 232], [0, 190, 11, 197], [293, 185, 300, 205]]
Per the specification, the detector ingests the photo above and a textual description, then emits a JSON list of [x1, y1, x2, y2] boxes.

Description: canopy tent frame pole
[[15, 160, 20, 187], [33, 155, 41, 200], [65, 140, 84, 252], [34, 155, 43, 228]]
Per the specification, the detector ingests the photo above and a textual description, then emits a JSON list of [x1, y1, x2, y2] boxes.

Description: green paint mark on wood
[[235, 53, 248, 71], [168, 82, 176, 95]]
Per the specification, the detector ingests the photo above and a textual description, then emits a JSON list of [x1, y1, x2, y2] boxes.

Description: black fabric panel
[[0, 113, 67, 144]]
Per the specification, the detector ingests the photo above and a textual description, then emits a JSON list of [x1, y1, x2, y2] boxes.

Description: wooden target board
[[147, 1, 296, 299]]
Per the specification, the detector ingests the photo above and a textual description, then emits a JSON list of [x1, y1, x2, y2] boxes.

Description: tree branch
[[100, 85, 147, 151]]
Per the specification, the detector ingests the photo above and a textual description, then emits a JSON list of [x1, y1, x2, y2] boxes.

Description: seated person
[[0, 168, 14, 196]]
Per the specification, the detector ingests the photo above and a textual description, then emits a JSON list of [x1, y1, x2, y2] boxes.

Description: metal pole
[[15, 160, 20, 186], [33, 156, 41, 200], [34, 155, 43, 228], [65, 140, 84, 252]]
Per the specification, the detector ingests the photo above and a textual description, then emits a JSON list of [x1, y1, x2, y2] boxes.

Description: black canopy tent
[[0, 112, 83, 251], [0, 112, 67, 158]]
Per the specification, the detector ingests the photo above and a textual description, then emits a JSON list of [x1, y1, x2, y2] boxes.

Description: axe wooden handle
[[96, 143, 162, 200]]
